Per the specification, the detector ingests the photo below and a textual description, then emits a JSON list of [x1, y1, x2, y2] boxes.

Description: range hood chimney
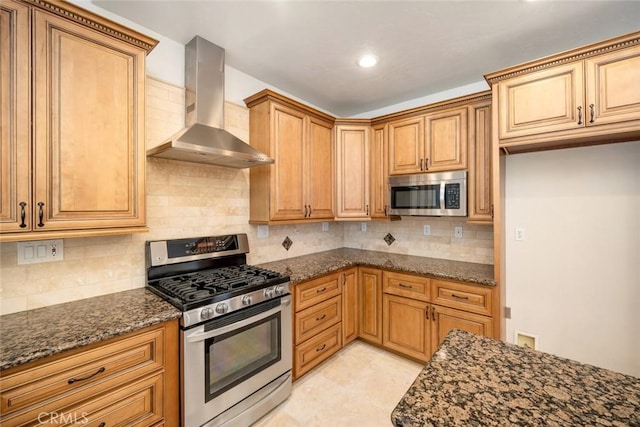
[[147, 36, 274, 168]]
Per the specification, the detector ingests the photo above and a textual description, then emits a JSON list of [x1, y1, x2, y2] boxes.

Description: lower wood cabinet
[[383, 294, 431, 362], [292, 272, 344, 379], [0, 320, 179, 427], [292, 268, 495, 377], [341, 268, 359, 346], [358, 267, 383, 345], [431, 305, 493, 350]]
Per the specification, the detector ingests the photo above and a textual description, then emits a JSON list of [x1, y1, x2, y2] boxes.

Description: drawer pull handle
[[316, 344, 326, 352], [68, 366, 105, 384], [451, 293, 469, 300], [398, 283, 412, 289], [316, 287, 327, 293], [316, 314, 326, 321]]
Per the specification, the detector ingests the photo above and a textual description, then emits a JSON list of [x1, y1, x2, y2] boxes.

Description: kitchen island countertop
[[256, 248, 495, 287], [0, 288, 181, 371], [391, 329, 640, 426]]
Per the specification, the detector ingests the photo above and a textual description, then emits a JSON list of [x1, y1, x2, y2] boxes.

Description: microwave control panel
[[444, 183, 460, 209]]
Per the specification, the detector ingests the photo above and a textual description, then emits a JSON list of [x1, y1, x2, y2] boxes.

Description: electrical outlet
[[17, 239, 64, 265], [423, 225, 431, 236], [322, 222, 329, 232], [515, 227, 525, 241], [257, 225, 269, 238], [360, 223, 367, 232], [454, 226, 463, 238], [514, 331, 538, 350]]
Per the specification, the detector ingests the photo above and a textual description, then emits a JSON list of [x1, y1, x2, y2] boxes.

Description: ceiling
[[94, 1, 640, 117]]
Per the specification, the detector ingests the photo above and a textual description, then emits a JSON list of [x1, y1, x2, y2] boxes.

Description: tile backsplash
[[0, 78, 492, 315]]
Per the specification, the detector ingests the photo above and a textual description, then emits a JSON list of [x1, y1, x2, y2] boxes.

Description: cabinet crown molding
[[484, 30, 640, 85], [21, 0, 158, 52], [243, 89, 336, 124]]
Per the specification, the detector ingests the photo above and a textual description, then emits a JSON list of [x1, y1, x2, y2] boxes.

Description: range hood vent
[[147, 36, 273, 168]]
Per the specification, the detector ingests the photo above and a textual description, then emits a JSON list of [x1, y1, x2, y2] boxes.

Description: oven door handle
[[185, 298, 290, 343]]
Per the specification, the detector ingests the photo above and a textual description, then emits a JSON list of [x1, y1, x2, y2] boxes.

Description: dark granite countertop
[[0, 288, 181, 371], [391, 329, 640, 426], [257, 248, 495, 286]]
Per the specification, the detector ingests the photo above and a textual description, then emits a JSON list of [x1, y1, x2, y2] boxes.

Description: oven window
[[204, 312, 281, 402], [391, 185, 440, 209]]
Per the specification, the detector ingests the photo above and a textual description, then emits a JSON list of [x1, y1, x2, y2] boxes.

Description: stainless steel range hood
[[147, 36, 273, 168]]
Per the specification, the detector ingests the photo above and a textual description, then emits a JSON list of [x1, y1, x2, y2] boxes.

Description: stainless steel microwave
[[388, 171, 467, 217]]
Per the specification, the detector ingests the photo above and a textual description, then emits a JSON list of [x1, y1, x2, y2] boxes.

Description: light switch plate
[[423, 225, 431, 236], [17, 239, 64, 265], [322, 222, 329, 232], [360, 223, 367, 232]]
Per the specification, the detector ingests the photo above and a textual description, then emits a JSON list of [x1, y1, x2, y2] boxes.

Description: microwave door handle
[[439, 182, 446, 211]]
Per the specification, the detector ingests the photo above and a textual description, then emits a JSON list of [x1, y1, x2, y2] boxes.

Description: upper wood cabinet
[[334, 121, 370, 219], [387, 106, 467, 176], [0, 0, 156, 241], [0, 0, 157, 242], [486, 31, 640, 154], [467, 97, 493, 223], [370, 124, 391, 219], [244, 90, 335, 224]]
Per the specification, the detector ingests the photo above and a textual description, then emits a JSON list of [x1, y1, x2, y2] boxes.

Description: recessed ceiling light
[[358, 54, 378, 68]]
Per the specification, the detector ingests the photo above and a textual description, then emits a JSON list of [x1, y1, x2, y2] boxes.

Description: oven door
[[182, 296, 292, 427]]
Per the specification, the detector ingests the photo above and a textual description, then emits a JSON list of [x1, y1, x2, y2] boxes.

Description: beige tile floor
[[253, 340, 424, 427]]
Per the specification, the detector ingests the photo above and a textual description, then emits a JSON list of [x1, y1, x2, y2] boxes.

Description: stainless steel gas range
[[145, 234, 292, 427]]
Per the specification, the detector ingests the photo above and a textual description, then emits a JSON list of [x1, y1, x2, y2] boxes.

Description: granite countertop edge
[[0, 288, 182, 371], [256, 248, 496, 287]]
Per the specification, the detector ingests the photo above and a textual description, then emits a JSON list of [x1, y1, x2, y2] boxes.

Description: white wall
[[504, 141, 640, 377]]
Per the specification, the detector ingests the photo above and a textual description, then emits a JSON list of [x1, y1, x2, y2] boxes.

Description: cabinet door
[[388, 116, 424, 175], [335, 125, 370, 218], [359, 267, 382, 345], [370, 124, 389, 218], [586, 46, 640, 127], [424, 107, 467, 171], [0, 1, 31, 233], [431, 305, 493, 350], [341, 268, 358, 345], [467, 101, 493, 223], [32, 10, 147, 231], [306, 117, 334, 219], [383, 294, 431, 362], [270, 103, 306, 220], [496, 62, 584, 140]]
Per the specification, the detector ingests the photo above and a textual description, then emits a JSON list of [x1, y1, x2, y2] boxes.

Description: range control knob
[[275, 286, 285, 296], [264, 288, 275, 299], [215, 303, 229, 314], [201, 307, 214, 320], [242, 295, 253, 306]]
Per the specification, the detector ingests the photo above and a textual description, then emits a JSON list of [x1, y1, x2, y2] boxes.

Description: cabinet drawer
[[9, 373, 164, 427], [430, 279, 493, 316], [295, 295, 342, 345], [294, 323, 342, 378], [383, 271, 430, 301], [294, 272, 342, 312], [0, 328, 164, 417]]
